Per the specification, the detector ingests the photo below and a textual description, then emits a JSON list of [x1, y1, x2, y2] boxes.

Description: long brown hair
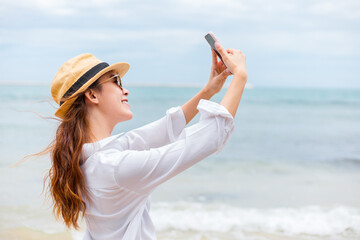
[[44, 80, 102, 229]]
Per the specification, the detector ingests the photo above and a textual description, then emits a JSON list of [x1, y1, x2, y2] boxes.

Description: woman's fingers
[[211, 47, 218, 66], [214, 42, 247, 77], [226, 48, 242, 56], [211, 47, 227, 73], [226, 48, 236, 54], [214, 42, 229, 62], [226, 48, 234, 54]]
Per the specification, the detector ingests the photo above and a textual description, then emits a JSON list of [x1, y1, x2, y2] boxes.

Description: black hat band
[[60, 62, 109, 106]]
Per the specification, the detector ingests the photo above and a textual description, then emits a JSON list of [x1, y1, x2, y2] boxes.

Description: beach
[[1, 84, 359, 239]]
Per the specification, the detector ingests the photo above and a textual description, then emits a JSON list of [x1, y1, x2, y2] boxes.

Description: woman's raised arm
[[215, 42, 248, 118], [181, 88, 213, 124], [181, 46, 232, 124]]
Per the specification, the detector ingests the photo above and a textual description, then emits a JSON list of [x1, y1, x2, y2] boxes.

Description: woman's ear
[[84, 89, 99, 104]]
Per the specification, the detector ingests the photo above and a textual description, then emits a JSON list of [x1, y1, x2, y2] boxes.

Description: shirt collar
[[82, 132, 125, 160]]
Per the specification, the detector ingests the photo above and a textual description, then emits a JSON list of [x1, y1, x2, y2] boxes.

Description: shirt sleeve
[[112, 99, 235, 193], [118, 106, 186, 151]]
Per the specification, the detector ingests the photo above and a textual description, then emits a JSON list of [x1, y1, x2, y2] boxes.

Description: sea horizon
[[1, 80, 360, 91]]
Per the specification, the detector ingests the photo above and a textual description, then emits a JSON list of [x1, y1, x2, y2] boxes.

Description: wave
[[325, 157, 360, 168], [150, 202, 360, 239], [1, 203, 359, 240]]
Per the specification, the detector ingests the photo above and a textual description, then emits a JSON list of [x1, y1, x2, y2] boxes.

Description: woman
[[47, 41, 247, 239]]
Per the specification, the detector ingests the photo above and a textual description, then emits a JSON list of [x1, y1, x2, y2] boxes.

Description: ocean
[[0, 84, 359, 240]]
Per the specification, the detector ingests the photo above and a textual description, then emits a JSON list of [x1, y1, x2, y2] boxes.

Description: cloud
[[0, 27, 204, 56], [1, 0, 358, 57], [0, 0, 359, 87], [3, 0, 359, 22], [227, 30, 360, 57], [308, 0, 360, 20], [0, 0, 74, 16]]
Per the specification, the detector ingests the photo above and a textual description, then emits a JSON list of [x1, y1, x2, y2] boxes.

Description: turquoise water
[[1, 84, 360, 239], [1, 85, 359, 165]]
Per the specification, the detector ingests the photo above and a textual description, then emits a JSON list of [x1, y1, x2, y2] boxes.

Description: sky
[[0, 0, 359, 88]]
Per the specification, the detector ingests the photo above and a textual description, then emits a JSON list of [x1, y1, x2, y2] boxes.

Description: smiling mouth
[[121, 100, 130, 106]]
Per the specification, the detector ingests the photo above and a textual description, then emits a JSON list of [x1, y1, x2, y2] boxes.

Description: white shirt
[[80, 99, 235, 240]]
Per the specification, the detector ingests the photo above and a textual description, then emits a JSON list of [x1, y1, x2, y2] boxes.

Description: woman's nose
[[122, 88, 129, 96]]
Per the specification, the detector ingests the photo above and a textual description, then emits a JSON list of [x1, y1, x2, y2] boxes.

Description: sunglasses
[[102, 74, 123, 90]]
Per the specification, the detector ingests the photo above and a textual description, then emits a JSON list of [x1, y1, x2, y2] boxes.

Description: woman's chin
[[122, 111, 133, 122]]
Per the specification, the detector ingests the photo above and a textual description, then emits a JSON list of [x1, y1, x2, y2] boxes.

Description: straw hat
[[51, 53, 130, 119]]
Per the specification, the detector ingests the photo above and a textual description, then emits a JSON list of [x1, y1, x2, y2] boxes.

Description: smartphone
[[205, 32, 229, 72]]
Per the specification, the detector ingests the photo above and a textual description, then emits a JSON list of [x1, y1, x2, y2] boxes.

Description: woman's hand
[[217, 42, 248, 118], [215, 42, 247, 80], [203, 47, 232, 96]]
